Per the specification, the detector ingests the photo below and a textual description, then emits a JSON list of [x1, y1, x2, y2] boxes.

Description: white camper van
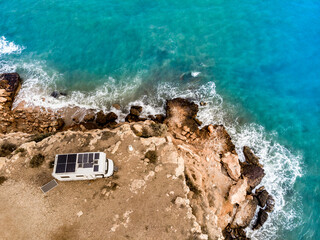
[[52, 152, 114, 181]]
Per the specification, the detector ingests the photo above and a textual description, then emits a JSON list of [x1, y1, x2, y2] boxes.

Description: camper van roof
[[55, 152, 102, 174]]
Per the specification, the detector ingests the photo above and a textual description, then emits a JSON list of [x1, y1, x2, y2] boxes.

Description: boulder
[[221, 153, 241, 181], [241, 164, 265, 189], [256, 189, 269, 207], [125, 106, 143, 123], [96, 111, 107, 126], [83, 113, 95, 122], [130, 106, 142, 116], [243, 146, 262, 167], [229, 178, 248, 205], [105, 112, 118, 122], [231, 196, 258, 228], [0, 73, 20, 92], [253, 209, 268, 230], [50, 91, 67, 98], [223, 225, 249, 240]]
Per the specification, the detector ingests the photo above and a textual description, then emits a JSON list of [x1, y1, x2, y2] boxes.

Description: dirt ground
[[0, 126, 196, 240]]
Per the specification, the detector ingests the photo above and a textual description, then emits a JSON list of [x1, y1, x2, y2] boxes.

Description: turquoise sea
[[1, 1, 319, 239]]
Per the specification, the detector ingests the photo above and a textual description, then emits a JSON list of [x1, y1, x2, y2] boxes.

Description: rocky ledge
[[0, 73, 274, 240]]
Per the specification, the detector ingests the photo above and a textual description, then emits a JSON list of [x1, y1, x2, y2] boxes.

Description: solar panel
[[57, 155, 67, 164], [83, 163, 93, 168], [41, 179, 58, 193], [55, 153, 102, 174], [56, 163, 66, 173], [89, 153, 93, 162], [67, 154, 77, 163], [78, 154, 83, 163], [66, 163, 76, 172]]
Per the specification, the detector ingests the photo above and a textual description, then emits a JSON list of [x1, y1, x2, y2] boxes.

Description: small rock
[[200, 101, 207, 106], [183, 126, 190, 132], [207, 125, 214, 135], [77, 211, 83, 217], [128, 145, 133, 152], [112, 103, 121, 110]]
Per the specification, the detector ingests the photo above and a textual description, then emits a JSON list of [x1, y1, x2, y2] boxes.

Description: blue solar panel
[[94, 153, 99, 159], [94, 165, 99, 172]]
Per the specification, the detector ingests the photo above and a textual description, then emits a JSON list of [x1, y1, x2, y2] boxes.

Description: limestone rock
[[229, 178, 248, 205], [221, 153, 241, 181], [231, 197, 258, 228]]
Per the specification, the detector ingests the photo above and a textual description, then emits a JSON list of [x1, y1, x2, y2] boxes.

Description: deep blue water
[[1, 1, 319, 239]]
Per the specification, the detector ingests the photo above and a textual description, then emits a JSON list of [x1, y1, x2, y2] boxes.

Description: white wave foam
[[191, 71, 201, 77], [0, 36, 25, 56]]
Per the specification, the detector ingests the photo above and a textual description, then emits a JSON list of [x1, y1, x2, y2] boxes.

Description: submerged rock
[[50, 91, 67, 98]]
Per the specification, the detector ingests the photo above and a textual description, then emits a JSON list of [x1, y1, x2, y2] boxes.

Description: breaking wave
[[0, 36, 25, 56]]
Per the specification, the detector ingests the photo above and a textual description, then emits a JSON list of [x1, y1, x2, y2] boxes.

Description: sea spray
[[0, 36, 25, 56]]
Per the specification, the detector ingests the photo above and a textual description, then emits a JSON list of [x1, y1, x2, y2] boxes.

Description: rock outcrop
[[0, 78, 275, 239]]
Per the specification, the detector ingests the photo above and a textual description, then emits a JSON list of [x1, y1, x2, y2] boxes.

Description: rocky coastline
[[0, 73, 274, 240]]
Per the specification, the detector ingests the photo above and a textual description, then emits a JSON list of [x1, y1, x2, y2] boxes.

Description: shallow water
[[1, 0, 319, 239]]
